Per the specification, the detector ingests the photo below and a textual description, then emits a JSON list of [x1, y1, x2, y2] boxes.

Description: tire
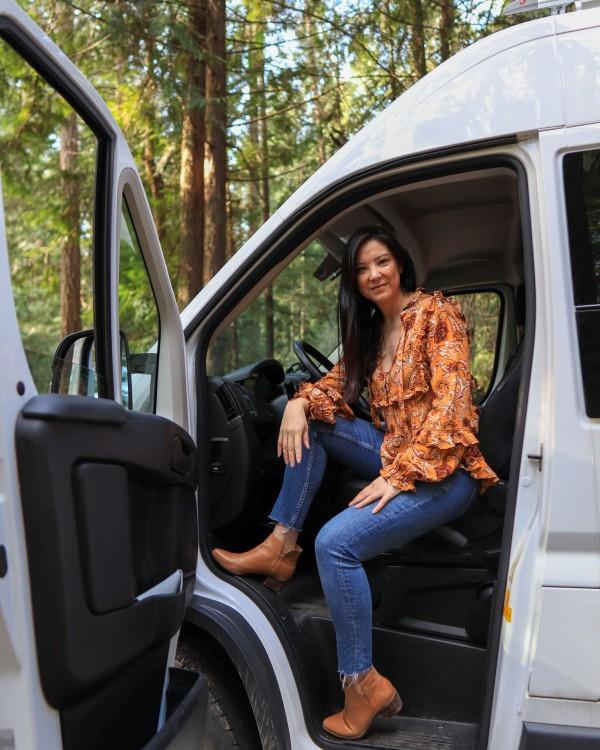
[[176, 626, 262, 750], [203, 688, 254, 750]]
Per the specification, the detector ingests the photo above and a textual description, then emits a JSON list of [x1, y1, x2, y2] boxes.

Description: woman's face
[[355, 239, 403, 307]]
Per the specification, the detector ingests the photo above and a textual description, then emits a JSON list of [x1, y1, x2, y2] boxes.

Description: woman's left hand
[[348, 476, 400, 514]]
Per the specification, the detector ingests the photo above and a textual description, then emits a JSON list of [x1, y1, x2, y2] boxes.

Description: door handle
[[527, 443, 543, 471]]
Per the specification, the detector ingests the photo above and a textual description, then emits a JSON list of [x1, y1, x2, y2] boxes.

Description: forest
[[1, 0, 524, 392]]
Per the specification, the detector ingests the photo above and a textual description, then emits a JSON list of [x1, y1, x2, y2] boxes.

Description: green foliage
[[4, 0, 523, 394], [456, 292, 501, 402], [0, 31, 95, 391], [211, 241, 340, 373]]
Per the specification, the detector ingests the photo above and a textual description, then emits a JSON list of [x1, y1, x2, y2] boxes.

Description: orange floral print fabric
[[295, 290, 499, 494]]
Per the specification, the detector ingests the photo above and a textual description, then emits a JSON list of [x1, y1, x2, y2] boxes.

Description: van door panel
[[529, 587, 600, 701], [15, 394, 197, 747]]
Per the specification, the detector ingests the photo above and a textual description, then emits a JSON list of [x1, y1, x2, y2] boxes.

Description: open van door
[[0, 3, 204, 749]]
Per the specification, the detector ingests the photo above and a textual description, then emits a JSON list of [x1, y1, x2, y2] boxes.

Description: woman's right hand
[[277, 398, 310, 467]]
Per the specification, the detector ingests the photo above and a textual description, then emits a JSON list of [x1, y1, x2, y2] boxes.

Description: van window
[[207, 240, 339, 375], [118, 200, 160, 413], [563, 150, 600, 417], [0, 37, 96, 394], [451, 291, 502, 403]]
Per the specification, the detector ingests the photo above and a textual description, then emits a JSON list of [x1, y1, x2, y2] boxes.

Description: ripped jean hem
[[267, 516, 303, 533], [338, 665, 373, 688]]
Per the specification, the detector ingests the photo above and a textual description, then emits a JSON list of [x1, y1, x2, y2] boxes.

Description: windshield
[[207, 239, 340, 376]]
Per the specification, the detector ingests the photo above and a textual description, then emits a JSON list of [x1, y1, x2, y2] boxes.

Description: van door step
[[354, 716, 478, 750]]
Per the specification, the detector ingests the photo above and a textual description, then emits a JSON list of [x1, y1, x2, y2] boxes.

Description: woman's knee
[[315, 519, 347, 564]]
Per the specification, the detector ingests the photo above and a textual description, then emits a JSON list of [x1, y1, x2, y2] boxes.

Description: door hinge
[[527, 443, 543, 471]]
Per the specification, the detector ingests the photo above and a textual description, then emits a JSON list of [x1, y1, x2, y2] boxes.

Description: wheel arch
[[184, 595, 292, 750]]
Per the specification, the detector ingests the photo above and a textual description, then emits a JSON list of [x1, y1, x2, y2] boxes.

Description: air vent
[[215, 384, 241, 422]]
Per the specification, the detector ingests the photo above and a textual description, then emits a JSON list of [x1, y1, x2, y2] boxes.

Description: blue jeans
[[269, 417, 478, 678]]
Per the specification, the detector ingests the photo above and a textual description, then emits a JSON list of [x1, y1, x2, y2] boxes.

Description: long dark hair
[[339, 226, 416, 402]]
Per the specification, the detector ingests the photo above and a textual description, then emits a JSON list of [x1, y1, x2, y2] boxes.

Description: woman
[[212, 226, 499, 741]]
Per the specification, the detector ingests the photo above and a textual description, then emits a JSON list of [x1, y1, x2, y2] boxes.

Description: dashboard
[[206, 358, 308, 529]]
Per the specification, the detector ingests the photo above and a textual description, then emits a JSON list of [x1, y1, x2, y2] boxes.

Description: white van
[[1, 1, 600, 749]]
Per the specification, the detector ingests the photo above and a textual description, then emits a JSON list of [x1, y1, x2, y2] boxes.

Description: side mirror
[[51, 330, 133, 406], [51, 329, 98, 397]]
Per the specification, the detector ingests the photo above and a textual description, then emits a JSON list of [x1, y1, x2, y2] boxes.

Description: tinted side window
[[564, 151, 600, 416], [0, 37, 96, 394]]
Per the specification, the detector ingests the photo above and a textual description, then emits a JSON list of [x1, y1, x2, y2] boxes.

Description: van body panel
[[528, 588, 600, 700], [559, 29, 600, 126], [536, 126, 600, 591], [524, 695, 600, 730], [516, 124, 600, 731]]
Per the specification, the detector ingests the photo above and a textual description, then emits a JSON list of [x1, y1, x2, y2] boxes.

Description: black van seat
[[477, 339, 524, 481]]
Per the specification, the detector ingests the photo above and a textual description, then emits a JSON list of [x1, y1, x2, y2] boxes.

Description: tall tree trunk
[[410, 0, 427, 79], [384, 0, 401, 99], [439, 0, 454, 62], [59, 118, 81, 338], [204, 0, 227, 371], [204, 0, 227, 285], [142, 36, 165, 237], [246, 3, 274, 358], [113, 0, 126, 95], [247, 14, 261, 234], [226, 188, 239, 369], [178, 0, 205, 306], [331, 32, 347, 148], [56, 5, 81, 338], [259, 37, 274, 359], [304, 5, 327, 164]]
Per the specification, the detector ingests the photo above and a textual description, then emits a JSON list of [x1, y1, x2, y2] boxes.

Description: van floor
[[277, 570, 481, 750], [354, 716, 478, 749]]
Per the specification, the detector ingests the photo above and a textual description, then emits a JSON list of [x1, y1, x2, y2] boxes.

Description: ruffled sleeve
[[380, 295, 499, 492], [293, 360, 355, 423]]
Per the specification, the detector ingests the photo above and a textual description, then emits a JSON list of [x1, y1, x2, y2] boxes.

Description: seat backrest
[[476, 340, 524, 480]]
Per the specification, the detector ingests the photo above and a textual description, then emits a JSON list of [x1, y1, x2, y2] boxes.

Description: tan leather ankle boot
[[322, 666, 403, 740], [211, 532, 302, 590]]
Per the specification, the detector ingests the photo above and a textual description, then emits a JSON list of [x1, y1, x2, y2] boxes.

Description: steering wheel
[[292, 340, 372, 422], [293, 340, 334, 380]]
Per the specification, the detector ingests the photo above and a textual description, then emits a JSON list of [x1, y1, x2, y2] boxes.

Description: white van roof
[[277, 8, 600, 220]]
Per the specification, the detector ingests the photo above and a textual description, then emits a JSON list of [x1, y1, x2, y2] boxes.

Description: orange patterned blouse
[[295, 290, 499, 494]]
